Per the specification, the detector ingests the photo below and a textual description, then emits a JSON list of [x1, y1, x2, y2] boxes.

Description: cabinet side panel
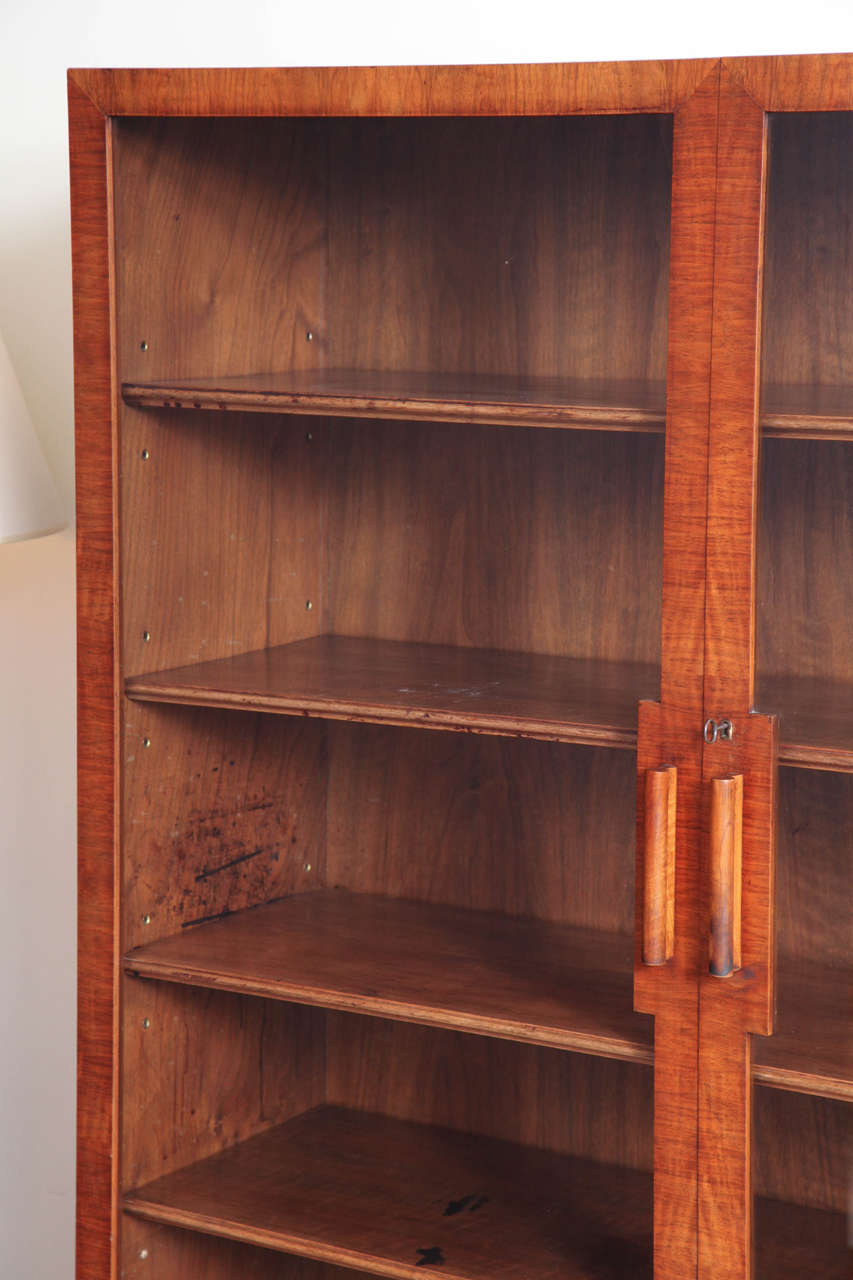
[[70, 77, 119, 1280], [112, 119, 329, 387]]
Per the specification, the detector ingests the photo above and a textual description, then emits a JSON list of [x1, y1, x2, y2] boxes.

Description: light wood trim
[[708, 774, 743, 978], [68, 60, 720, 119], [643, 765, 677, 966]]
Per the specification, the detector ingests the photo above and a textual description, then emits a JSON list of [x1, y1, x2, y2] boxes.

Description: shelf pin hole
[[141, 448, 150, 461], [142, 630, 151, 643], [305, 330, 313, 342], [142, 913, 151, 925], [139, 340, 148, 352], [304, 863, 312, 872], [305, 600, 313, 611], [142, 1018, 150, 1030], [142, 737, 151, 749], [139, 1249, 149, 1261]]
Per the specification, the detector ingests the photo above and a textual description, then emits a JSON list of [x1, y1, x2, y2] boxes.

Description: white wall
[[1, 2, 850, 1276]]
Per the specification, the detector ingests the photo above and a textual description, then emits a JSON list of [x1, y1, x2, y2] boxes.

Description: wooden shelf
[[757, 674, 853, 771], [122, 370, 667, 433], [126, 636, 658, 747], [753, 960, 852, 1101], [123, 1106, 653, 1280], [762, 384, 853, 439], [124, 890, 652, 1062]]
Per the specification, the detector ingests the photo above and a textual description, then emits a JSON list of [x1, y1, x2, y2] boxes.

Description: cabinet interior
[[114, 109, 670, 1276]]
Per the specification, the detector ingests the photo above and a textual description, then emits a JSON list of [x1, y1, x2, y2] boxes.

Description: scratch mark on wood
[[195, 846, 272, 881]]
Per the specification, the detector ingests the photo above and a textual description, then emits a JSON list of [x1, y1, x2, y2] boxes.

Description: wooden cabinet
[[69, 58, 851, 1280]]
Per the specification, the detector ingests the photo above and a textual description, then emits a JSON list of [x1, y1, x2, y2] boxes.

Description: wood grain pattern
[[642, 766, 676, 965], [126, 636, 659, 745], [68, 76, 118, 1280], [70, 60, 719, 118], [708, 775, 743, 979], [120, 982, 325, 1191], [123, 1106, 653, 1280], [762, 114, 853, 394], [754, 1199, 850, 1280], [325, 422, 663, 663], [752, 960, 852, 1100], [325, 729, 638, 932], [659, 66, 719, 713], [757, 441, 853, 693], [325, 116, 671, 385], [124, 890, 651, 1060], [703, 69, 767, 717], [120, 706, 327, 953], [634, 705, 705, 1280], [698, 715, 777, 1280], [726, 54, 853, 112], [123, 370, 667, 432], [751, 767, 852, 1100], [753, 1090, 851, 1214], [326, 1015, 653, 1171], [113, 118, 328, 389]]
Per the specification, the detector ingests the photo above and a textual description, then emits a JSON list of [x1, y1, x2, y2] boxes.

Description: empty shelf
[[123, 370, 667, 433], [126, 636, 658, 747], [124, 890, 653, 1061], [124, 1106, 653, 1280]]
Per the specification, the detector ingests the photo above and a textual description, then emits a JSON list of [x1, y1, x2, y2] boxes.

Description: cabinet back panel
[[121, 705, 327, 953], [122, 1219, 352, 1279], [754, 1089, 849, 1213], [326, 1014, 653, 1170], [326, 116, 672, 381], [122, 411, 663, 670], [120, 982, 326, 1190], [775, 768, 852, 968], [763, 113, 853, 388], [326, 725, 636, 932], [120, 409, 329, 676], [757, 439, 853, 681], [327, 421, 663, 661], [113, 115, 671, 384]]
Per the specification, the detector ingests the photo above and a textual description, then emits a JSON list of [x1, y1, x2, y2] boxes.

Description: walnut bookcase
[[70, 58, 851, 1280]]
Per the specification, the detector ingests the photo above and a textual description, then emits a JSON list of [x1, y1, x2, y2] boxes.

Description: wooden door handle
[[643, 765, 676, 965], [709, 774, 744, 977]]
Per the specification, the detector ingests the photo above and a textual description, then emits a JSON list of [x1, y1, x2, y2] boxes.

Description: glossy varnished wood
[[703, 68, 767, 717], [124, 1106, 653, 1280], [71, 60, 718, 118], [123, 371, 667, 432], [69, 79, 118, 1280], [125, 636, 659, 746], [124, 890, 652, 1060], [698, 715, 777, 1280], [726, 53, 853, 112]]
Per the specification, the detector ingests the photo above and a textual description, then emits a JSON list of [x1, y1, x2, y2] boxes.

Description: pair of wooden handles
[[643, 765, 743, 977]]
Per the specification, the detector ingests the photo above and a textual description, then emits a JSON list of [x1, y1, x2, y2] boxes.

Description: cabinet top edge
[[67, 60, 722, 118]]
